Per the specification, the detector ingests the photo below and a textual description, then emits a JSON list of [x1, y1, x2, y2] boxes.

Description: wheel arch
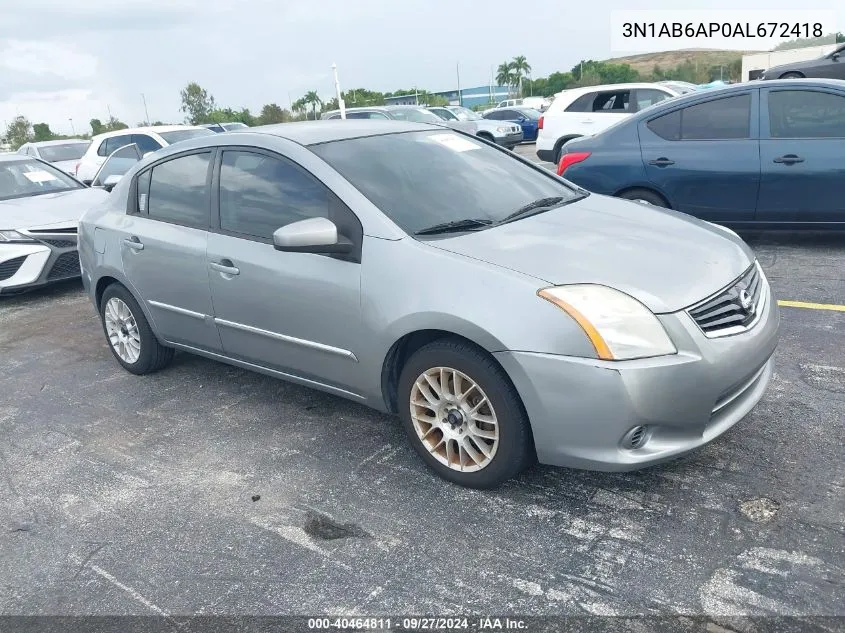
[[613, 185, 672, 209], [93, 272, 160, 335]]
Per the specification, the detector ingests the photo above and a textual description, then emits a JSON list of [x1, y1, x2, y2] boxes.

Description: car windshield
[[311, 130, 581, 235], [38, 142, 90, 163], [0, 159, 83, 201], [388, 108, 444, 124], [516, 108, 540, 120], [158, 128, 215, 144], [430, 109, 457, 121], [449, 107, 482, 121], [222, 122, 248, 130]]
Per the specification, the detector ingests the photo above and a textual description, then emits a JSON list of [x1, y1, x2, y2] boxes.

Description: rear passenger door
[[119, 150, 222, 352], [639, 91, 760, 222], [757, 87, 845, 223]]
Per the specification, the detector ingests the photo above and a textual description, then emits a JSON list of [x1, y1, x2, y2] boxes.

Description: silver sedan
[[78, 121, 779, 488]]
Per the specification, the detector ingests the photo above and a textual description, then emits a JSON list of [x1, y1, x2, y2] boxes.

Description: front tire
[[618, 188, 669, 208], [100, 284, 174, 375], [397, 339, 533, 489]]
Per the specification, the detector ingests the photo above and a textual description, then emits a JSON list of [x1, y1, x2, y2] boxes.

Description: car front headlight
[[496, 126, 512, 133], [537, 285, 677, 360], [0, 230, 36, 243]]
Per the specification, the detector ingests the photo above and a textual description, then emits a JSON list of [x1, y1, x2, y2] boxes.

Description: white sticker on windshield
[[428, 133, 479, 153], [23, 170, 59, 183]]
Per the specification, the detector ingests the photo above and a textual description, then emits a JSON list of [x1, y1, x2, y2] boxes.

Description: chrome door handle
[[773, 154, 804, 164], [123, 237, 144, 251], [648, 157, 675, 167], [210, 261, 240, 276]]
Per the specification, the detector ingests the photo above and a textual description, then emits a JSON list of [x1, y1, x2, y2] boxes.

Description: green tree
[[105, 116, 128, 131], [90, 118, 105, 135], [302, 90, 322, 120], [495, 61, 515, 96], [545, 71, 573, 95], [33, 123, 54, 142], [180, 81, 216, 125], [511, 55, 532, 97], [258, 103, 291, 125], [5, 116, 33, 150]]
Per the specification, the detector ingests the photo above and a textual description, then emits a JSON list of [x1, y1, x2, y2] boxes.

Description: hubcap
[[104, 297, 141, 364], [410, 367, 499, 473]]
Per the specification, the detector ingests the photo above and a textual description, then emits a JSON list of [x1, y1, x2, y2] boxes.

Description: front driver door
[[206, 148, 364, 394], [119, 150, 223, 352]]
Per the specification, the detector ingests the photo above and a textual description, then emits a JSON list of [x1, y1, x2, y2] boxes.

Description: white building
[[742, 44, 838, 81]]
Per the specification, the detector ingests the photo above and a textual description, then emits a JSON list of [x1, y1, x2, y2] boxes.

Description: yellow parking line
[[778, 300, 845, 312]]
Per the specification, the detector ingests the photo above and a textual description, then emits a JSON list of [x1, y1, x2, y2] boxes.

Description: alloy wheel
[[104, 297, 141, 364]]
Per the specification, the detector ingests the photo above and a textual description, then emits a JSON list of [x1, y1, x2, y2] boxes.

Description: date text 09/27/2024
[[307, 617, 528, 630], [621, 22, 823, 39]]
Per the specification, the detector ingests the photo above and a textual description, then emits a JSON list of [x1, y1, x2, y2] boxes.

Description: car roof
[[91, 125, 206, 141], [23, 139, 90, 147], [240, 120, 435, 145], [323, 104, 431, 116], [0, 154, 37, 162]]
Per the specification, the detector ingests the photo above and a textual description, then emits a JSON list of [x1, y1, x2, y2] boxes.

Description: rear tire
[[397, 338, 533, 489], [618, 188, 669, 208], [99, 284, 174, 375]]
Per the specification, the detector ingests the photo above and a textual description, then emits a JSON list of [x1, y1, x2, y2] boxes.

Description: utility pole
[[141, 93, 150, 125], [456, 62, 462, 107], [332, 63, 346, 119]]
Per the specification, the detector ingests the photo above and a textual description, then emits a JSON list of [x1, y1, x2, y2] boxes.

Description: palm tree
[[303, 90, 322, 120], [511, 56, 532, 97], [495, 61, 515, 98]]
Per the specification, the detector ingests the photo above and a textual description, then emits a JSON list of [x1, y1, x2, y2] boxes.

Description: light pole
[[141, 93, 151, 125], [332, 63, 346, 119], [68, 118, 75, 135]]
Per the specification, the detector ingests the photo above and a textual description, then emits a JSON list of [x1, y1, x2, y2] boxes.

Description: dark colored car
[[483, 107, 541, 142], [761, 44, 845, 80], [557, 79, 845, 228]]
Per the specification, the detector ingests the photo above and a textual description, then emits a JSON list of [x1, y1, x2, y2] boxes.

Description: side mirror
[[832, 53, 840, 61], [103, 174, 122, 192], [272, 217, 353, 254]]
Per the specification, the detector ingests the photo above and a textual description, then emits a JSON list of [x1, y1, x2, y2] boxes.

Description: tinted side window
[[680, 94, 751, 140], [565, 93, 595, 112], [646, 110, 681, 140], [132, 134, 163, 154], [346, 111, 373, 119], [500, 110, 518, 119], [485, 110, 504, 120], [147, 153, 211, 226], [593, 91, 631, 112], [635, 89, 672, 111], [96, 140, 109, 157], [219, 151, 329, 239], [104, 134, 132, 156], [769, 90, 845, 138]]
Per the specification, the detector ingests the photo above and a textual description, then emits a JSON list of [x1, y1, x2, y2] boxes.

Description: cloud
[[0, 40, 98, 80]]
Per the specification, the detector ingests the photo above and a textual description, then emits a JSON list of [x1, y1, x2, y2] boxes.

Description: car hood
[[0, 187, 110, 230], [425, 194, 755, 313], [442, 120, 477, 134]]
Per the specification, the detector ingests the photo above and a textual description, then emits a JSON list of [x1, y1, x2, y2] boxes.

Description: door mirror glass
[[102, 174, 122, 191], [91, 143, 143, 189], [832, 53, 840, 61], [272, 217, 353, 254]]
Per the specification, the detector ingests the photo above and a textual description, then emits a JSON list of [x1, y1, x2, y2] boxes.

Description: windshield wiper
[[499, 197, 566, 224], [415, 218, 494, 236]]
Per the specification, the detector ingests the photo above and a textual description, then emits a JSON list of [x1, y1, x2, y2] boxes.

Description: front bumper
[[494, 131, 524, 148], [0, 235, 81, 295], [494, 278, 780, 471]]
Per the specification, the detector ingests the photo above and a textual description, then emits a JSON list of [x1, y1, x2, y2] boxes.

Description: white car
[[495, 96, 549, 111], [0, 154, 108, 294], [74, 125, 214, 184], [17, 139, 91, 175], [536, 83, 680, 164]]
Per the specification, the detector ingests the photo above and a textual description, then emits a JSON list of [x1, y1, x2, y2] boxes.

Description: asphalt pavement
[[1, 150, 843, 626]]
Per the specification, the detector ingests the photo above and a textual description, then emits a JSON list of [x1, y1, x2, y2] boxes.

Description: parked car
[[79, 120, 778, 488], [657, 80, 698, 94], [75, 125, 214, 185], [495, 97, 549, 111], [203, 122, 250, 133], [556, 79, 845, 227], [536, 83, 681, 164], [0, 155, 108, 294], [427, 106, 523, 148], [321, 105, 477, 137], [17, 139, 91, 175], [760, 44, 845, 80], [482, 107, 541, 142]]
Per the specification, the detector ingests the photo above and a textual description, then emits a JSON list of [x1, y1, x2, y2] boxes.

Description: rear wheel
[[397, 339, 533, 488], [99, 284, 174, 375], [618, 188, 669, 208]]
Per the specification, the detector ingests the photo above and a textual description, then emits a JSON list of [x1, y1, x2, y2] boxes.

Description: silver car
[[17, 139, 91, 175], [0, 154, 108, 294], [429, 106, 523, 149], [78, 121, 779, 488]]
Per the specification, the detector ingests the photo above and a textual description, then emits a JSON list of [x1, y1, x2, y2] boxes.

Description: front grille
[[46, 251, 81, 280], [688, 264, 764, 337], [40, 239, 76, 248], [0, 256, 27, 281]]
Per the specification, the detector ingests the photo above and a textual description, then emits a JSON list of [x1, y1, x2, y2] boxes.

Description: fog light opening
[[622, 425, 649, 450]]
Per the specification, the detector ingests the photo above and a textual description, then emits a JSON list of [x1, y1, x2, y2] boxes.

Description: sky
[[1, 0, 840, 136]]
